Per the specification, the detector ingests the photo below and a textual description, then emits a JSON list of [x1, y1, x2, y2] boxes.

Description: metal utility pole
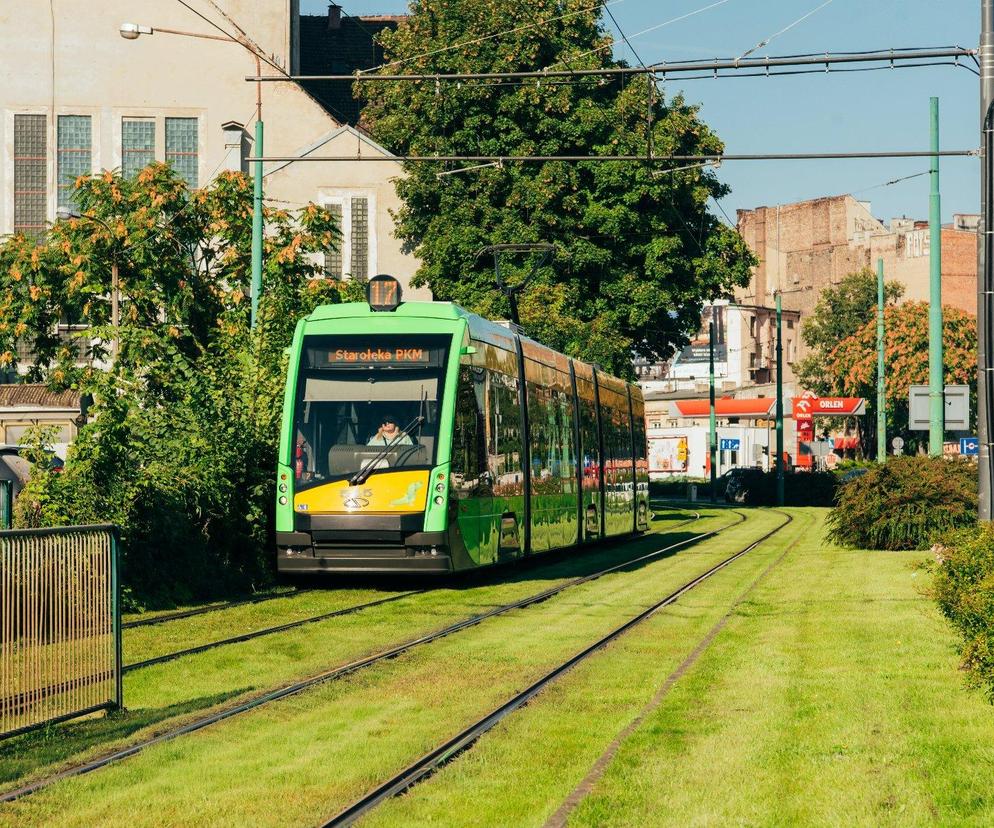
[[979, 0, 994, 521], [929, 97, 944, 456], [251, 56, 264, 329], [709, 317, 717, 503], [775, 291, 784, 506], [876, 258, 886, 463]]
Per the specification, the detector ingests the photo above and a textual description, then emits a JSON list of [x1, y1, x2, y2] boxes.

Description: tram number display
[[325, 347, 430, 366]]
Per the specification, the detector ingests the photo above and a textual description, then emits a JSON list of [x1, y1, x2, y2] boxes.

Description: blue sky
[[301, 0, 980, 225]]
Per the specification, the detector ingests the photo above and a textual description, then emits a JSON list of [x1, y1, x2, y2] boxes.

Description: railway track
[[0, 506, 726, 803], [320, 509, 794, 828], [122, 589, 310, 629], [122, 506, 702, 674]]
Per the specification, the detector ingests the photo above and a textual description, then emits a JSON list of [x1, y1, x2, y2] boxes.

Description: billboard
[[648, 436, 689, 474], [676, 305, 726, 364]]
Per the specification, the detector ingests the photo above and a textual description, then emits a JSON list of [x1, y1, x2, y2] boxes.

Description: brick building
[[735, 196, 978, 366]]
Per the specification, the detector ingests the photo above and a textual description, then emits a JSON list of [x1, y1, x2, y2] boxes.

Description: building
[[735, 195, 978, 362], [1, 1, 427, 297], [636, 299, 801, 397]]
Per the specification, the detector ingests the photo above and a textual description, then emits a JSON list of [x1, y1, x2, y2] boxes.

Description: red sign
[[792, 396, 866, 418]]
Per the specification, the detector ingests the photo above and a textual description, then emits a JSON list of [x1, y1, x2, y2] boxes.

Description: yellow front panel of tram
[[294, 470, 430, 514]]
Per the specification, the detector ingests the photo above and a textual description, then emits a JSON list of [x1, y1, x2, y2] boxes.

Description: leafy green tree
[[795, 268, 904, 395], [821, 301, 976, 455], [0, 165, 357, 605], [360, 0, 754, 375]]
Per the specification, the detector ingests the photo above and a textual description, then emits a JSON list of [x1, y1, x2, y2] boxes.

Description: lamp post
[[709, 316, 717, 503], [775, 289, 784, 507], [119, 22, 265, 329], [57, 210, 119, 359], [876, 258, 886, 463]]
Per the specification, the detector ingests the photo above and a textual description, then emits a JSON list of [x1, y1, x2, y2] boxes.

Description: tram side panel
[[630, 391, 650, 531], [523, 356, 579, 554], [599, 378, 635, 537], [448, 340, 527, 569], [574, 366, 603, 542]]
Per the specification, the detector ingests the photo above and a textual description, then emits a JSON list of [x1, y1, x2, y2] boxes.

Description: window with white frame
[[57, 115, 92, 211], [13, 114, 47, 239], [320, 194, 375, 279]]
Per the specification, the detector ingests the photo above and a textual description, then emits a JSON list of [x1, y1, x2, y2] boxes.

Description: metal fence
[[0, 525, 121, 740]]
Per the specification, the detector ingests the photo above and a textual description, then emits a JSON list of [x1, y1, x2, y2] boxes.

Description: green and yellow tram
[[276, 275, 649, 574]]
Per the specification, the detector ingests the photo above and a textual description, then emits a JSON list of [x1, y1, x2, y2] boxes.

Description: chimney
[[328, 3, 342, 30]]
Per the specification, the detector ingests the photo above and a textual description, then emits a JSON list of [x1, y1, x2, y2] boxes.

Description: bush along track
[[1, 508, 737, 803], [320, 510, 793, 828]]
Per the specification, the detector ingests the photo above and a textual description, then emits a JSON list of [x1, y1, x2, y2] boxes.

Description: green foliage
[[735, 470, 837, 507], [0, 165, 349, 605], [931, 524, 994, 701], [360, 0, 754, 376], [827, 456, 977, 550]]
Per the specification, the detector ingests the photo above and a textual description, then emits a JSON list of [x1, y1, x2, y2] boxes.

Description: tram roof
[[304, 300, 639, 395]]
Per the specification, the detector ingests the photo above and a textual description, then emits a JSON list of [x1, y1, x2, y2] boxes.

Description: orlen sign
[[792, 397, 867, 420]]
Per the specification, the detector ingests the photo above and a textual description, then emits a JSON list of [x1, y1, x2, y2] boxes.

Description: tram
[[275, 275, 649, 574]]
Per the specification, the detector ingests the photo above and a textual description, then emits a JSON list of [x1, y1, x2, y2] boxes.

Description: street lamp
[[56, 209, 120, 359], [119, 21, 266, 329]]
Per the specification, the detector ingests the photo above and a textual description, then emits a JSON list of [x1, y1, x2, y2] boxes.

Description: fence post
[[111, 528, 123, 712]]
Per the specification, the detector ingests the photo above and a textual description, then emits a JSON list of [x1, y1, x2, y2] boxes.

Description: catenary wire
[[737, 0, 835, 61]]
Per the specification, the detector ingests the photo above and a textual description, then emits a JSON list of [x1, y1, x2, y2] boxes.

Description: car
[[723, 467, 766, 504], [837, 466, 869, 485], [0, 444, 64, 499]]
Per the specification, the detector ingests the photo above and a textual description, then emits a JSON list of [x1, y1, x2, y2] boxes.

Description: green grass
[[366, 509, 994, 827], [0, 509, 781, 826], [0, 507, 727, 793]]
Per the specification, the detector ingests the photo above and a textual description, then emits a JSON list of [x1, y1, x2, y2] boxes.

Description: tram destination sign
[[325, 346, 431, 367]]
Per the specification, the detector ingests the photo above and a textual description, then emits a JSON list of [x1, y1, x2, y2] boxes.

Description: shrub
[[827, 456, 977, 550], [931, 525, 994, 701], [735, 470, 837, 507], [648, 477, 706, 499]]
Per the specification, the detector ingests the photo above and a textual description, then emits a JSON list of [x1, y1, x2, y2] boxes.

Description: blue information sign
[[719, 438, 741, 451], [961, 437, 979, 456]]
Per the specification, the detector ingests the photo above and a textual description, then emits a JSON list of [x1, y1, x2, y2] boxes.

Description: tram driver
[[368, 413, 415, 446]]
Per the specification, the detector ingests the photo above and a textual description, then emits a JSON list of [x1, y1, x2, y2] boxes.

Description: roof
[[0, 384, 80, 410], [668, 398, 776, 419], [298, 14, 403, 126]]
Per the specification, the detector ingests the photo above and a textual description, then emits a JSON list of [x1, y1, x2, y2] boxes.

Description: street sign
[[908, 385, 971, 431], [961, 436, 980, 456], [891, 436, 904, 450], [719, 438, 741, 451]]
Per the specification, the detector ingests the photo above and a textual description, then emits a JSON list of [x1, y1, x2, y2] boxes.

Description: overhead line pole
[[877, 258, 886, 463], [929, 97, 944, 457], [979, 0, 994, 522], [246, 47, 976, 83], [775, 290, 784, 507], [709, 317, 717, 504]]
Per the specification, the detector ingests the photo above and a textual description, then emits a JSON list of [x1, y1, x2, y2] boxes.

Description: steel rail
[[321, 509, 794, 827], [244, 47, 977, 82], [0, 508, 730, 804], [122, 591, 423, 673], [122, 590, 311, 629]]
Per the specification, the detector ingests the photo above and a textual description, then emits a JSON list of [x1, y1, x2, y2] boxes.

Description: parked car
[[0, 445, 64, 499], [724, 467, 766, 504]]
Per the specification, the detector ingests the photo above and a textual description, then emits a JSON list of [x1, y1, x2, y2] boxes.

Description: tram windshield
[[292, 334, 451, 489]]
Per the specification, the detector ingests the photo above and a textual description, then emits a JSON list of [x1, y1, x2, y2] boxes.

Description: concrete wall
[[0, 0, 423, 293]]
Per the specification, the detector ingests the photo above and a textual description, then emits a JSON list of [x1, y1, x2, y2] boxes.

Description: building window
[[320, 193, 375, 279], [749, 315, 756, 337], [165, 117, 198, 187], [323, 203, 344, 278], [350, 196, 369, 278], [122, 118, 155, 178], [13, 114, 47, 240], [57, 115, 92, 211], [787, 318, 795, 330]]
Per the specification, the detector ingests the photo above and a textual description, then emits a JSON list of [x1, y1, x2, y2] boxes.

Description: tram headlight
[[433, 495, 444, 506], [278, 496, 288, 505], [435, 482, 445, 493], [279, 483, 288, 493]]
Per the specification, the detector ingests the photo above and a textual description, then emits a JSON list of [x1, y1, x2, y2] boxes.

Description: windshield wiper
[[350, 414, 425, 485]]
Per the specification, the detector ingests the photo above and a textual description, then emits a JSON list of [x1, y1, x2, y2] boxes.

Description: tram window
[[451, 367, 489, 495], [576, 381, 600, 492], [486, 369, 524, 495]]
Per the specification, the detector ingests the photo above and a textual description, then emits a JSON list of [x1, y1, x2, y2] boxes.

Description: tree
[[360, 0, 754, 376], [0, 165, 358, 605], [795, 268, 904, 395], [821, 301, 976, 455]]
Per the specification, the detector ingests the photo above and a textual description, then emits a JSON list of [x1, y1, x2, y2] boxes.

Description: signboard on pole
[[909, 385, 970, 431], [719, 438, 741, 451], [961, 436, 980, 456]]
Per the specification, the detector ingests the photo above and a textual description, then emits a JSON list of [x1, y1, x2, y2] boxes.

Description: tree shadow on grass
[[0, 688, 249, 790]]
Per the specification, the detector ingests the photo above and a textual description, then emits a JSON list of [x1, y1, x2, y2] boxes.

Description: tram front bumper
[[276, 524, 451, 573]]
